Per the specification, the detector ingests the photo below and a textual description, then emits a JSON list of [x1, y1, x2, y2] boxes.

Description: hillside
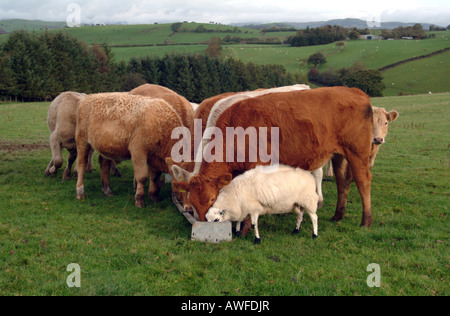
[[0, 19, 67, 32], [237, 18, 440, 30], [0, 20, 448, 96]]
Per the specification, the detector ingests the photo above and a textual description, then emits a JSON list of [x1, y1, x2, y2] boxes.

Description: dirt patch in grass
[[0, 141, 49, 153]]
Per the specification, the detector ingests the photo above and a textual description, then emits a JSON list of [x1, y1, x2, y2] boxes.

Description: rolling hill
[[0, 19, 448, 96]]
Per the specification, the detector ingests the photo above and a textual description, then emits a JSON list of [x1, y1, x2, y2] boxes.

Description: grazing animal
[[171, 85, 313, 211], [173, 87, 375, 227], [325, 106, 399, 177], [130, 84, 195, 134], [206, 165, 319, 244], [44, 91, 92, 180], [75, 93, 183, 207], [130, 83, 196, 200]]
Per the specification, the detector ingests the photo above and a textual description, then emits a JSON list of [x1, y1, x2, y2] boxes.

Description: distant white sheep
[[206, 164, 319, 244]]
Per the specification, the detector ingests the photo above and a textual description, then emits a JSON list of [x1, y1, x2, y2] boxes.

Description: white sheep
[[206, 164, 319, 244]]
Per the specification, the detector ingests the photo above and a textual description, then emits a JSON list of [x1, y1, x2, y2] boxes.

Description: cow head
[[372, 107, 399, 145], [166, 158, 194, 212], [172, 173, 232, 221], [370, 107, 399, 168]]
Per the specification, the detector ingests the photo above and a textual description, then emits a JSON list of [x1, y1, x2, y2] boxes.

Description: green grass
[[1, 24, 449, 95], [382, 50, 450, 96], [112, 45, 209, 62], [0, 92, 449, 296]]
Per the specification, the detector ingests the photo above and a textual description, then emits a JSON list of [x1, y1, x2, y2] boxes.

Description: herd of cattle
[[44, 83, 398, 243]]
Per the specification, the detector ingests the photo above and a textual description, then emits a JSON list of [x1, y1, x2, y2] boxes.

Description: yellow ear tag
[[178, 189, 187, 193]]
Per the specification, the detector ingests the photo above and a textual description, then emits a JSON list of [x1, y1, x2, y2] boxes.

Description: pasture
[[0, 93, 449, 296]]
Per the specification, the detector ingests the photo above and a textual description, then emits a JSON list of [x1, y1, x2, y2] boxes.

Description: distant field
[[382, 49, 450, 96], [0, 23, 449, 96], [112, 45, 209, 62], [63, 24, 174, 46]]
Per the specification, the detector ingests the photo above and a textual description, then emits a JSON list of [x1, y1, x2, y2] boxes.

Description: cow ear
[[172, 181, 190, 193], [387, 110, 399, 122], [166, 160, 191, 181], [216, 173, 232, 189]]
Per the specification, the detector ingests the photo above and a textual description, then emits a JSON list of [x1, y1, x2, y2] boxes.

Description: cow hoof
[[313, 234, 318, 239], [253, 237, 261, 245], [330, 216, 343, 222], [148, 194, 160, 203], [102, 186, 114, 197], [135, 199, 146, 208], [76, 186, 85, 200], [292, 228, 300, 234]]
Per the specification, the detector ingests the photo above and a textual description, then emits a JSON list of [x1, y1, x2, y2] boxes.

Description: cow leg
[[62, 148, 77, 181], [148, 169, 163, 203], [331, 154, 353, 222], [131, 152, 148, 208], [86, 147, 95, 173], [45, 132, 63, 175], [346, 154, 373, 228], [99, 155, 113, 196], [75, 143, 92, 200], [111, 161, 123, 178], [239, 218, 252, 237]]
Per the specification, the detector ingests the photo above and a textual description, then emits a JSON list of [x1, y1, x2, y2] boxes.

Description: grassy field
[[382, 49, 450, 96], [1, 23, 449, 95], [0, 92, 448, 296]]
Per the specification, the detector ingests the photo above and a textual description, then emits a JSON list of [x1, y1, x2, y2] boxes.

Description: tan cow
[[44, 91, 91, 180], [325, 107, 399, 176], [75, 93, 184, 207], [130, 84, 195, 135]]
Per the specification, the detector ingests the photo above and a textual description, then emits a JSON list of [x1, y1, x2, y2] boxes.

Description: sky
[[0, 0, 449, 26]]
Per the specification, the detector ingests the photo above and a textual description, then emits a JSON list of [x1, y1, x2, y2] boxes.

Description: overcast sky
[[1, 0, 449, 26]]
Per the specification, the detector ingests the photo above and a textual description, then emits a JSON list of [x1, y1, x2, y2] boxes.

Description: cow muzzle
[[373, 137, 384, 145]]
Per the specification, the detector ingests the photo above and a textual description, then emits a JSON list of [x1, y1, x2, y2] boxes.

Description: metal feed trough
[[171, 192, 232, 243]]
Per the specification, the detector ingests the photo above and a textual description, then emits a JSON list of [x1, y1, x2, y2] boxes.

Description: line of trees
[[0, 30, 117, 101], [308, 61, 385, 97], [121, 54, 299, 103], [0, 31, 299, 103], [287, 25, 347, 47]]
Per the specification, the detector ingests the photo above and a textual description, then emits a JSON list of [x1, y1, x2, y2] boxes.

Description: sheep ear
[[216, 173, 232, 189], [387, 110, 399, 122]]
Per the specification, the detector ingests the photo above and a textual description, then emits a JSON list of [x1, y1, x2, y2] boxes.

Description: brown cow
[[173, 87, 375, 227], [168, 92, 237, 212], [75, 93, 184, 207]]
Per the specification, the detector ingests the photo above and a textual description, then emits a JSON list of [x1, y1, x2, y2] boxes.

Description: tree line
[[0, 31, 298, 103], [287, 25, 348, 47]]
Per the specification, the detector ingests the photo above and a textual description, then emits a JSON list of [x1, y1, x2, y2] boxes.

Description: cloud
[[0, 0, 448, 26]]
